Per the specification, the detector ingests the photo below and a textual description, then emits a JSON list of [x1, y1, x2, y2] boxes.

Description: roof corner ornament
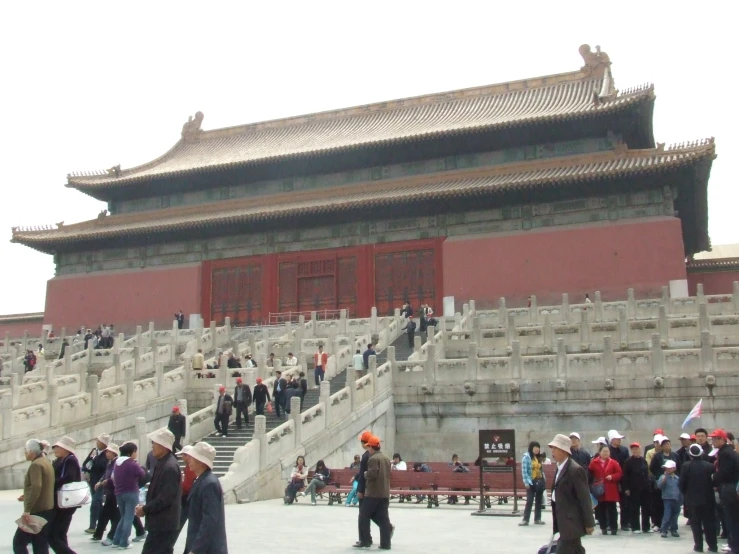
[[11, 226, 18, 236], [97, 209, 108, 220], [656, 142, 666, 152], [181, 112, 204, 142], [580, 44, 617, 101], [107, 164, 121, 177], [56, 221, 65, 229]]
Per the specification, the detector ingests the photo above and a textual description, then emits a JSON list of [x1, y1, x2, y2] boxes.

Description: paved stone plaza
[[1, 488, 702, 554]]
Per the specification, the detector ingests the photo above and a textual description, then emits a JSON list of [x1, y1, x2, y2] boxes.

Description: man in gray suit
[[184, 442, 228, 554], [548, 434, 595, 554]]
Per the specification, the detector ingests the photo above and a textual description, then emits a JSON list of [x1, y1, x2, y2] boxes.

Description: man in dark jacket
[[82, 433, 112, 533], [272, 371, 287, 419], [607, 430, 630, 531], [48, 436, 82, 554], [167, 406, 186, 452], [403, 316, 417, 349], [710, 429, 739, 554], [623, 442, 652, 533], [357, 436, 393, 550], [680, 443, 717, 553], [214, 386, 233, 437], [136, 429, 182, 554], [233, 378, 252, 428], [184, 442, 228, 554], [676, 432, 693, 469], [252, 378, 270, 415], [354, 431, 374, 547], [363, 343, 375, 371], [299, 372, 308, 410], [568, 432, 591, 474]]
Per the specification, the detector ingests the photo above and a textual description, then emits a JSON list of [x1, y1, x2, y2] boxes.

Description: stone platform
[[0, 489, 701, 553]]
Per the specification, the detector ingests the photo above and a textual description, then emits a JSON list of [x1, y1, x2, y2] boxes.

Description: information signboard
[[475, 429, 518, 516]]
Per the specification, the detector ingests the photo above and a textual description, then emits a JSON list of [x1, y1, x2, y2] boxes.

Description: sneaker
[[391, 525, 395, 539], [101, 539, 113, 546], [518, 521, 529, 526], [720, 546, 731, 553], [661, 533, 668, 538], [132, 533, 147, 543], [311, 501, 316, 506], [672, 532, 680, 538], [632, 530, 642, 535], [645, 529, 654, 534], [534, 520, 545, 525], [621, 525, 631, 532], [85, 528, 96, 534]]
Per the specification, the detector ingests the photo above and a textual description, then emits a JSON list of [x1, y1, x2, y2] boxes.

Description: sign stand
[[471, 428, 519, 517]]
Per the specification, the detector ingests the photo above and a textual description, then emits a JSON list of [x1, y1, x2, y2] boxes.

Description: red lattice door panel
[[211, 264, 262, 326], [278, 262, 298, 313], [337, 256, 357, 316], [374, 249, 435, 316]]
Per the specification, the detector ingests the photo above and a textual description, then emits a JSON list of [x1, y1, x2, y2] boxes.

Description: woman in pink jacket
[[589, 445, 623, 535]]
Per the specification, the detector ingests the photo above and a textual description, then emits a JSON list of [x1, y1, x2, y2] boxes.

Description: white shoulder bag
[[57, 461, 91, 509]]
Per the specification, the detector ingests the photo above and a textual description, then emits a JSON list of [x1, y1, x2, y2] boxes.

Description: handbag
[[590, 480, 604, 499], [57, 482, 91, 509]]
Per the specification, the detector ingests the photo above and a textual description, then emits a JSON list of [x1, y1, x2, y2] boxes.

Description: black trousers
[[141, 528, 179, 554], [407, 332, 414, 348], [628, 488, 651, 532], [358, 497, 392, 549], [619, 488, 629, 527], [689, 504, 718, 552], [255, 400, 265, 416], [13, 509, 55, 554], [47, 508, 76, 554], [596, 501, 618, 531], [720, 485, 739, 553], [651, 487, 664, 528], [214, 413, 230, 435], [172, 434, 182, 453], [555, 538, 585, 554], [235, 402, 249, 427]]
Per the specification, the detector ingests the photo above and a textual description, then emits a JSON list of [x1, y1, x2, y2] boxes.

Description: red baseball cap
[[256, 378, 262, 384], [629, 442, 640, 448], [367, 436, 380, 448], [709, 429, 728, 440], [172, 406, 179, 412], [653, 428, 664, 434], [690, 434, 696, 441], [359, 431, 372, 443], [236, 378, 243, 384], [219, 386, 226, 393]]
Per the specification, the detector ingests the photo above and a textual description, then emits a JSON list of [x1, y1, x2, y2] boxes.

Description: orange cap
[[367, 436, 380, 448], [359, 431, 372, 443]]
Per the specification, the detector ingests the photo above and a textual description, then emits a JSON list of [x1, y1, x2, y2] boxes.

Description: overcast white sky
[[1, 2, 736, 315]]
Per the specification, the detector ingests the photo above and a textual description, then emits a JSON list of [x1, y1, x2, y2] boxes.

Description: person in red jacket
[[589, 445, 623, 536], [313, 346, 328, 388]]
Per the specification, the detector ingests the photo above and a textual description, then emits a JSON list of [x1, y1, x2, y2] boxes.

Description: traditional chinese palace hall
[[11, 45, 717, 331]]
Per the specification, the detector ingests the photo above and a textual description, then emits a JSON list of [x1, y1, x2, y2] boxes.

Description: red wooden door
[[374, 249, 435, 316], [210, 264, 262, 325], [277, 255, 358, 317]]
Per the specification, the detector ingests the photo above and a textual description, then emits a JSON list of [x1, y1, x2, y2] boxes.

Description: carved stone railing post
[[64, 344, 72, 374], [132, 346, 140, 376], [124, 367, 135, 406], [510, 340, 521, 379], [370, 307, 378, 334], [467, 343, 478, 381], [561, 293, 570, 324], [1, 395, 12, 439], [658, 306, 669, 339], [10, 373, 20, 408], [454, 312, 462, 330], [424, 345, 436, 384], [627, 288, 636, 319], [155, 362, 164, 395], [498, 297, 507, 327], [700, 331, 714, 374], [148, 322, 155, 348], [183, 357, 192, 388], [387, 346, 396, 373], [661, 286, 670, 315], [696, 284, 705, 305], [603, 336, 615, 379], [733, 282, 739, 314], [428, 325, 436, 345], [3, 331, 9, 353], [136, 417, 148, 452], [346, 366, 357, 411], [556, 338, 567, 379], [209, 321, 217, 349], [472, 317, 481, 347], [89, 375, 100, 415], [699, 303, 710, 334], [580, 309, 590, 347], [320, 380, 331, 423], [224, 317, 231, 344], [254, 415, 267, 470], [543, 315, 553, 350], [413, 335, 422, 356], [462, 303, 470, 322], [78, 352, 88, 393], [340, 309, 348, 334], [619, 307, 628, 345], [290, 396, 302, 444], [594, 291, 603, 322], [529, 295, 538, 325], [48, 383, 60, 427], [196, 327, 203, 353], [86, 341, 94, 372], [151, 341, 159, 373], [46, 363, 56, 386], [651, 333, 663, 377], [507, 313, 516, 346], [135, 325, 142, 348], [173, 320, 179, 345], [22, 331, 29, 354], [248, 334, 257, 357]]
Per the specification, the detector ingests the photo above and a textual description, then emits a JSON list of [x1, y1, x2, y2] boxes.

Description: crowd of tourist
[[12, 427, 228, 554]]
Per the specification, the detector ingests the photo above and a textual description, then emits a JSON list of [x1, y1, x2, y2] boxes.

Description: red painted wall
[[44, 264, 202, 334], [688, 271, 739, 296], [443, 217, 687, 309], [0, 320, 44, 339]]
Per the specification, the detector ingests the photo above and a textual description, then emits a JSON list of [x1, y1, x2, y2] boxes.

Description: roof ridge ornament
[[580, 44, 617, 104], [181, 112, 204, 142]]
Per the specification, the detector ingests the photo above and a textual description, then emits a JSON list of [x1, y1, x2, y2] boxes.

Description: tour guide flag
[[682, 399, 703, 429]]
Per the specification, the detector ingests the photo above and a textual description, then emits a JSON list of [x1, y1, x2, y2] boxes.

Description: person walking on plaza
[[568, 433, 591, 473], [167, 406, 186, 452], [589, 444, 623, 535], [314, 345, 328, 388], [607, 429, 630, 531], [363, 343, 375, 371], [47, 436, 81, 554], [183, 443, 228, 554], [191, 348, 205, 375], [353, 349, 364, 372], [13, 439, 55, 554], [111, 442, 145, 548], [272, 371, 287, 419], [81, 433, 110, 534], [548, 434, 595, 554], [623, 441, 652, 534], [520, 441, 546, 526], [709, 428, 739, 553], [657, 460, 681, 538], [354, 432, 374, 546], [356, 436, 393, 550], [252, 377, 270, 416], [214, 386, 233, 437], [233, 377, 252, 428], [402, 316, 416, 349], [136, 429, 182, 554], [680, 443, 718, 553]]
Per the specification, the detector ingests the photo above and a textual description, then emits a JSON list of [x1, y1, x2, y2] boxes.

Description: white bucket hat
[[547, 434, 572, 455], [188, 442, 216, 469], [104, 443, 120, 457], [52, 436, 77, 456], [97, 433, 111, 446], [148, 429, 175, 451]]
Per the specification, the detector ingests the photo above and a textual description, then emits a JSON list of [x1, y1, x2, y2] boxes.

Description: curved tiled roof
[[66, 77, 654, 189], [15, 141, 714, 253], [687, 257, 739, 271]]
